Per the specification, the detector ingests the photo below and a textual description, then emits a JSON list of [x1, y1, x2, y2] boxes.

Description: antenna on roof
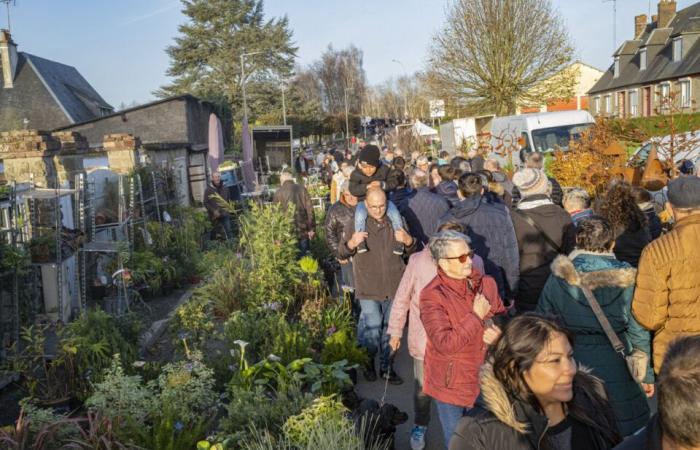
[[603, 0, 619, 53], [0, 0, 16, 33]]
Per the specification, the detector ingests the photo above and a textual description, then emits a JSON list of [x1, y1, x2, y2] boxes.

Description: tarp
[[207, 113, 224, 173], [241, 116, 256, 192], [413, 120, 438, 137]]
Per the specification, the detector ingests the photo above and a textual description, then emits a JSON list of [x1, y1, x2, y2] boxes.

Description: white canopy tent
[[412, 120, 438, 137]]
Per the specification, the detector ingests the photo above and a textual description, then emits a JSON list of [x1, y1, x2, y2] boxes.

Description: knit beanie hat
[[512, 168, 549, 198], [358, 145, 381, 168]]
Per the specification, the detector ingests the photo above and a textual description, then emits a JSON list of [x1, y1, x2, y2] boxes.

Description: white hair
[[429, 230, 471, 260]]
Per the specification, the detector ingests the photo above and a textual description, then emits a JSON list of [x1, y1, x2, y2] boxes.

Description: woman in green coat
[[536, 216, 654, 437]]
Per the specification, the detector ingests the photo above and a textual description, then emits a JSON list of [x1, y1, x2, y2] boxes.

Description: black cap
[[668, 176, 700, 208], [359, 145, 381, 168]]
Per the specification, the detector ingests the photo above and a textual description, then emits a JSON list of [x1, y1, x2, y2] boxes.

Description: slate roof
[[589, 2, 700, 95], [22, 52, 113, 123]]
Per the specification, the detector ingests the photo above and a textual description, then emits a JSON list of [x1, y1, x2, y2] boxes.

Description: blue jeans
[[435, 400, 468, 449], [355, 200, 403, 232], [357, 299, 393, 370]]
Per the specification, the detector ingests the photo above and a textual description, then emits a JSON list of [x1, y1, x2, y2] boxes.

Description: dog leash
[[379, 348, 397, 406]]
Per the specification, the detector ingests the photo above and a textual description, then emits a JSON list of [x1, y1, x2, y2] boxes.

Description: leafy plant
[[320, 330, 368, 367], [282, 395, 348, 447], [224, 311, 281, 362], [195, 257, 248, 318], [172, 296, 215, 348], [0, 406, 80, 450]]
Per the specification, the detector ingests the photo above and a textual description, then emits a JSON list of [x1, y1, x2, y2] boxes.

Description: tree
[[427, 0, 574, 115], [313, 45, 367, 115], [155, 0, 297, 120]]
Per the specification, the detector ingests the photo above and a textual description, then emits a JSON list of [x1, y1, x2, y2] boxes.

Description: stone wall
[[104, 133, 140, 174], [0, 130, 60, 187]]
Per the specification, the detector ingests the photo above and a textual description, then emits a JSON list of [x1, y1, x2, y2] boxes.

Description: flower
[[178, 331, 190, 340], [326, 326, 337, 336], [174, 421, 184, 432], [233, 340, 249, 349], [132, 360, 146, 369], [267, 354, 282, 362], [184, 363, 194, 372], [263, 302, 281, 311]]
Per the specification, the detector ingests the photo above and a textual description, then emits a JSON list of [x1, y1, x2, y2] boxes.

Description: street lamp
[[280, 83, 287, 126], [240, 51, 265, 124], [391, 59, 409, 120]]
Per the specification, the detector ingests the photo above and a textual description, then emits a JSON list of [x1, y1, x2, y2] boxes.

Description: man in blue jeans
[[339, 188, 415, 383]]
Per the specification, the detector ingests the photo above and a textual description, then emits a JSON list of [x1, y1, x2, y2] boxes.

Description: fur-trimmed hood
[[550, 253, 636, 290]]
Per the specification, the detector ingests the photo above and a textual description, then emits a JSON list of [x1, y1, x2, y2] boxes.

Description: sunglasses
[[444, 250, 475, 263]]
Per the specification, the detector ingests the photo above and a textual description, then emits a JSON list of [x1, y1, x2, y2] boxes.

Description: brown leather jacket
[[272, 180, 315, 239]]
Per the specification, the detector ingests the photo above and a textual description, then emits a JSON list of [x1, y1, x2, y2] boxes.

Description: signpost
[[429, 99, 446, 118]]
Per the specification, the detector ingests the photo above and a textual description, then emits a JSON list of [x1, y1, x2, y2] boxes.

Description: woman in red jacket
[[420, 230, 506, 448]]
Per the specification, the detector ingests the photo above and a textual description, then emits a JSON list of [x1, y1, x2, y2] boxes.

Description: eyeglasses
[[367, 204, 386, 210], [444, 250, 475, 263]]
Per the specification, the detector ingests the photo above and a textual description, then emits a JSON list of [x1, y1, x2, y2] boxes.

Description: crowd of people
[[211, 141, 700, 450]]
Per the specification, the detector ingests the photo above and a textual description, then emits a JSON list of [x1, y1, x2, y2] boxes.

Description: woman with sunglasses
[[420, 230, 507, 448]]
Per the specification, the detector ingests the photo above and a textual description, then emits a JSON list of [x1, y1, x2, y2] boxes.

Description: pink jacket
[[387, 247, 484, 360]]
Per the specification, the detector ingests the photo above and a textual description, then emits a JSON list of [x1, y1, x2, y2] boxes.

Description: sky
[[6, 0, 700, 108]]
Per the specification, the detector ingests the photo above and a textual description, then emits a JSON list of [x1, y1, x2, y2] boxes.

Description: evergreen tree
[[155, 0, 297, 120]]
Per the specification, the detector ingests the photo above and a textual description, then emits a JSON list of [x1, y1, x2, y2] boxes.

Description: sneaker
[[357, 240, 368, 254], [379, 367, 404, 385], [363, 359, 377, 382], [410, 425, 427, 450], [392, 241, 404, 255]]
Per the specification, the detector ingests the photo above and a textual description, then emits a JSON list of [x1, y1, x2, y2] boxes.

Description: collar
[[518, 195, 553, 210], [436, 267, 483, 298], [568, 249, 616, 260], [675, 213, 700, 227]]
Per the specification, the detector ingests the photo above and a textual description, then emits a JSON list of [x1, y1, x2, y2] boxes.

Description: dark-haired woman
[[595, 181, 651, 267], [450, 314, 621, 450], [536, 216, 654, 436]]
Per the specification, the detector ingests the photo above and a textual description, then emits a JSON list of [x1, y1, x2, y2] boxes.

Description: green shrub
[[283, 395, 348, 447], [173, 296, 215, 348], [224, 311, 281, 362], [320, 330, 368, 367]]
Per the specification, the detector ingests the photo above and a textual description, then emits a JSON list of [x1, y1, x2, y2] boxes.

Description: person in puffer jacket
[[450, 314, 621, 450]]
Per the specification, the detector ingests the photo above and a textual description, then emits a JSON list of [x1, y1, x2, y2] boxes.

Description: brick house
[[0, 29, 113, 132], [588, 0, 700, 118]]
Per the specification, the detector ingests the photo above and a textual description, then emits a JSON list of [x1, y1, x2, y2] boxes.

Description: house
[[588, 0, 700, 118], [519, 62, 604, 114], [0, 29, 113, 132]]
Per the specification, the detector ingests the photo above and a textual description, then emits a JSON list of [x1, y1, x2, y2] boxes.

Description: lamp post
[[281, 83, 287, 126], [240, 51, 264, 124], [391, 59, 409, 120]]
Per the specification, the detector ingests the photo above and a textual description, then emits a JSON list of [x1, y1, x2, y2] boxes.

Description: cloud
[[121, 2, 179, 26]]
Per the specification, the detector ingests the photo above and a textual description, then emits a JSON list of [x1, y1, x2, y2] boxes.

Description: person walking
[[434, 165, 460, 207], [440, 172, 519, 301], [325, 180, 357, 295], [449, 314, 622, 450], [401, 169, 450, 250], [633, 176, 700, 374], [536, 216, 654, 436], [272, 171, 315, 255], [510, 168, 575, 312], [420, 230, 506, 448], [339, 189, 415, 384], [387, 222, 484, 450], [203, 171, 232, 240]]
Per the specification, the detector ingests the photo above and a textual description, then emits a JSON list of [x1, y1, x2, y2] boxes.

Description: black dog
[[352, 398, 409, 450]]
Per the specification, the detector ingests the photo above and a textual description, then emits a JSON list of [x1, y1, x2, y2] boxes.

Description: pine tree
[[155, 0, 297, 120]]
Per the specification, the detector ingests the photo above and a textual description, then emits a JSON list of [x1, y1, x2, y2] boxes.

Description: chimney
[[0, 29, 17, 89], [658, 0, 677, 28], [652, 14, 658, 24], [635, 14, 648, 38]]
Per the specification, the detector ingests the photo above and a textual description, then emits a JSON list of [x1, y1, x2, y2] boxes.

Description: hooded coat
[[449, 362, 621, 450], [435, 180, 460, 207], [536, 252, 653, 436]]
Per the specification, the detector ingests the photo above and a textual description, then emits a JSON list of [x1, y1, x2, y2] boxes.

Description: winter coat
[[324, 200, 355, 259], [435, 180, 460, 207], [348, 164, 397, 201], [536, 252, 653, 436], [420, 268, 505, 407], [640, 205, 662, 240], [510, 194, 576, 312], [401, 187, 450, 249], [612, 415, 662, 450], [450, 362, 621, 450], [571, 209, 594, 226], [387, 248, 485, 360], [632, 213, 700, 373], [512, 176, 564, 207], [439, 195, 520, 299], [272, 180, 315, 239], [388, 187, 412, 210], [338, 214, 416, 301], [203, 181, 230, 220], [613, 226, 651, 268]]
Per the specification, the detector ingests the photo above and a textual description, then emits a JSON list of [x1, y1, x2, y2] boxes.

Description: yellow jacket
[[632, 213, 700, 373]]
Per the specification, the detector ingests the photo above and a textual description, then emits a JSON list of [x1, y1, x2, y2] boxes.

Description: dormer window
[[614, 57, 620, 78], [673, 37, 683, 62], [640, 48, 647, 70]]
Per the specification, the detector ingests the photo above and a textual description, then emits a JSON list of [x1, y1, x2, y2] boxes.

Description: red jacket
[[419, 268, 505, 407]]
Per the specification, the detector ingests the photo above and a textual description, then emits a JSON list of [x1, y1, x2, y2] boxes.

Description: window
[[614, 57, 620, 77], [640, 48, 647, 70], [680, 80, 691, 107], [594, 96, 601, 114], [530, 123, 594, 152], [629, 90, 639, 116], [604, 95, 611, 113], [660, 83, 670, 99], [673, 38, 683, 62]]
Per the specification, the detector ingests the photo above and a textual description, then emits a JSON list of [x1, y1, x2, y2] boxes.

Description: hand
[[308, 230, 315, 239], [368, 181, 382, 190], [347, 231, 368, 250], [483, 324, 502, 345], [641, 383, 655, 398], [338, 259, 348, 265], [473, 294, 491, 320], [389, 336, 401, 352], [394, 228, 413, 246]]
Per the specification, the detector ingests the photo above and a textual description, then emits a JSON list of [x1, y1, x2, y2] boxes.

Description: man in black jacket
[[272, 172, 315, 255], [325, 180, 357, 293], [204, 171, 232, 240]]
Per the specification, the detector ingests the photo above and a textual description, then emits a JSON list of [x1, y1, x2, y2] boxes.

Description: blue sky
[[7, 0, 699, 107]]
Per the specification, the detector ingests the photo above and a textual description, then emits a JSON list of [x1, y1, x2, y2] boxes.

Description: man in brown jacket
[[339, 188, 415, 384], [633, 176, 700, 374], [272, 171, 315, 255]]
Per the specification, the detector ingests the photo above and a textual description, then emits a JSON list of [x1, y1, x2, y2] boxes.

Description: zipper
[[536, 423, 549, 450], [445, 361, 454, 387]]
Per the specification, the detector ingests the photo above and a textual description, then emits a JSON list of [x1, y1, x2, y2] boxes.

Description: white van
[[490, 110, 595, 167]]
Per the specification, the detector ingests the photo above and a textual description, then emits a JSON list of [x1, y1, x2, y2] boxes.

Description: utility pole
[[281, 84, 287, 126], [344, 87, 352, 146], [603, 0, 618, 53], [0, 1, 14, 33], [392, 59, 409, 120], [240, 51, 264, 124]]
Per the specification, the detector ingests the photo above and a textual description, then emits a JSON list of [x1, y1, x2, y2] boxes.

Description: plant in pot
[[28, 234, 54, 263]]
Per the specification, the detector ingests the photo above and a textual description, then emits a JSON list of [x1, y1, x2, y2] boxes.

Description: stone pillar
[[635, 15, 647, 39], [52, 131, 89, 186], [0, 130, 59, 187], [104, 133, 141, 174]]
